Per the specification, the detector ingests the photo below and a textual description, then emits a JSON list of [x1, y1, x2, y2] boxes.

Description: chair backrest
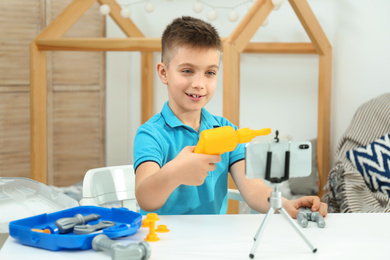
[[79, 165, 137, 212]]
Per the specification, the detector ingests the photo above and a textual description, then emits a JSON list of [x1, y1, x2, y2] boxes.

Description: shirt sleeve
[[133, 124, 164, 171], [229, 142, 245, 166]]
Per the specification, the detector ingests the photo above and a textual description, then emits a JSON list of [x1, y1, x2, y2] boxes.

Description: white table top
[[0, 213, 388, 260]]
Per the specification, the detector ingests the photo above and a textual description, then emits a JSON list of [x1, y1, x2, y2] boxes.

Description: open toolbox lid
[[9, 206, 142, 251], [0, 177, 79, 233]]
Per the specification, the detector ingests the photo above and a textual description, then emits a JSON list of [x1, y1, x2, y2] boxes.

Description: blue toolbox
[[9, 206, 142, 251]]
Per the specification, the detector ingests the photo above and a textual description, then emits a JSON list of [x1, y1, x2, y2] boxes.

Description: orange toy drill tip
[[194, 126, 271, 155]]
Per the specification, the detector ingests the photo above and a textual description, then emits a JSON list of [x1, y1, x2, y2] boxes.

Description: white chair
[[80, 165, 254, 214], [228, 188, 259, 214], [79, 165, 138, 212]]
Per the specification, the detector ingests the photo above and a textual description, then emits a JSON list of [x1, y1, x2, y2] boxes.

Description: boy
[[133, 16, 327, 217]]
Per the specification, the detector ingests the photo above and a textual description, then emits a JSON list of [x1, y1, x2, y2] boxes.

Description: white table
[[0, 213, 388, 259]]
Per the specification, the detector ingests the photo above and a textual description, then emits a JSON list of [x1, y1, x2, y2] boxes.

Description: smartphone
[[245, 140, 312, 180]]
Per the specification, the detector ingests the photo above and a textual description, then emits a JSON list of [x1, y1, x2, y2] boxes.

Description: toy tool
[[156, 224, 169, 233], [194, 126, 271, 155], [92, 234, 151, 260], [143, 213, 160, 242], [55, 213, 101, 234], [74, 220, 116, 234], [31, 228, 51, 234], [297, 208, 326, 228]]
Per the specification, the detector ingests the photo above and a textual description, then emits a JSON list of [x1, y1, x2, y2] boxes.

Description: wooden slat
[[222, 44, 240, 127], [223, 43, 241, 214], [317, 51, 332, 198], [0, 86, 30, 92], [30, 42, 48, 184], [228, 0, 273, 53], [36, 39, 316, 54], [53, 85, 101, 92], [36, 38, 161, 51], [289, 0, 332, 55], [98, 0, 144, 37], [243, 42, 317, 54], [141, 52, 154, 124]]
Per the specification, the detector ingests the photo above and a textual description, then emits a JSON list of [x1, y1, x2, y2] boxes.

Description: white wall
[[106, 0, 390, 168]]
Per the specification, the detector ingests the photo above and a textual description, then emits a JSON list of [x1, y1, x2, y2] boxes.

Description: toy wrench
[[74, 221, 116, 234]]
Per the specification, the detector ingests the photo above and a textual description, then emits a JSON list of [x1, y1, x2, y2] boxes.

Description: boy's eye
[[182, 69, 192, 74], [206, 71, 216, 76]]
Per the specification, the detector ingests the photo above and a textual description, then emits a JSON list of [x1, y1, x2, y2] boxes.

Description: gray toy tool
[[92, 234, 151, 260], [55, 213, 101, 233], [74, 220, 116, 234], [297, 208, 325, 228]]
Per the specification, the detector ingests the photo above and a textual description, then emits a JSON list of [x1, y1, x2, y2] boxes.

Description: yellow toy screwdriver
[[194, 126, 271, 155]]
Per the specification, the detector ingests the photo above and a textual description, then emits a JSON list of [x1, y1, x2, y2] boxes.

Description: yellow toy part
[[194, 126, 271, 155], [143, 213, 161, 242]]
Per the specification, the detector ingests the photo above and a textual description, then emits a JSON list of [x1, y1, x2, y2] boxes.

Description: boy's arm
[[230, 160, 327, 218], [229, 160, 273, 214], [135, 146, 221, 212]]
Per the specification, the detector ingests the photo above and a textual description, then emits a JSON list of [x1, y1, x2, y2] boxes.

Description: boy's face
[[157, 46, 220, 117]]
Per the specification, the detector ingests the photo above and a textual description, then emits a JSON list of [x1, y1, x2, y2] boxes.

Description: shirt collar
[[161, 101, 220, 131]]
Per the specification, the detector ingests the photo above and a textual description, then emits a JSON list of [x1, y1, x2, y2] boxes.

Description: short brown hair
[[161, 16, 222, 67]]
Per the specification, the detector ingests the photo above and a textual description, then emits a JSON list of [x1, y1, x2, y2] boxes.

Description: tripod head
[[245, 138, 312, 181], [264, 140, 290, 183]]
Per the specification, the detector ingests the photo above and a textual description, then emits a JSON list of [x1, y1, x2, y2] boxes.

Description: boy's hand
[[173, 146, 221, 186], [283, 196, 328, 219]]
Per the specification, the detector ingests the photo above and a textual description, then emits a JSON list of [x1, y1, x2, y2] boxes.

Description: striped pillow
[[346, 133, 390, 196]]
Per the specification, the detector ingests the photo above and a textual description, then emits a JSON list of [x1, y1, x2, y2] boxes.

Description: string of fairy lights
[[99, 0, 285, 23]]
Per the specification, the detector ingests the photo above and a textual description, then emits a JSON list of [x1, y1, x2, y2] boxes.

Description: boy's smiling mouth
[[186, 93, 204, 101]]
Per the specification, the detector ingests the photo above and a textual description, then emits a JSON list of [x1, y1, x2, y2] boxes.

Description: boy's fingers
[[208, 163, 217, 172], [197, 153, 221, 163], [310, 198, 321, 211], [296, 196, 321, 211], [318, 203, 328, 217], [210, 155, 221, 163], [186, 146, 196, 152]]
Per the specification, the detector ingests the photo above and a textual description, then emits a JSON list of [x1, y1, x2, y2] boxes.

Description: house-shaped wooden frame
[[30, 0, 331, 213]]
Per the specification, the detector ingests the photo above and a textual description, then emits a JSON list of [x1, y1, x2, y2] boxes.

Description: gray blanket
[[322, 93, 390, 212]]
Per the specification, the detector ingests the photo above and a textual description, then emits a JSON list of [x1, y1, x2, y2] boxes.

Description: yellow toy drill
[[194, 126, 271, 155]]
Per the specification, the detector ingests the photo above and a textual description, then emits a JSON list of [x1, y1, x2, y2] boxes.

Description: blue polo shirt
[[133, 102, 245, 215]]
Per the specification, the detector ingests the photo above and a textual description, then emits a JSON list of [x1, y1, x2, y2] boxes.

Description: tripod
[[248, 141, 317, 258]]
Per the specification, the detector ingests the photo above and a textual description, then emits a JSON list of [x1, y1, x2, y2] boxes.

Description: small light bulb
[[272, 0, 284, 5], [120, 8, 131, 18], [144, 2, 155, 13], [272, 0, 284, 10], [99, 4, 110, 15], [207, 10, 217, 21], [228, 10, 239, 22], [193, 2, 203, 13]]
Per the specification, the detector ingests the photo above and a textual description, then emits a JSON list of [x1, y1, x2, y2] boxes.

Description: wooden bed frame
[[30, 0, 332, 213]]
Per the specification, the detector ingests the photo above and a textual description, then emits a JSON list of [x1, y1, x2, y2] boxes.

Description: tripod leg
[[249, 207, 275, 259], [279, 207, 317, 253]]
